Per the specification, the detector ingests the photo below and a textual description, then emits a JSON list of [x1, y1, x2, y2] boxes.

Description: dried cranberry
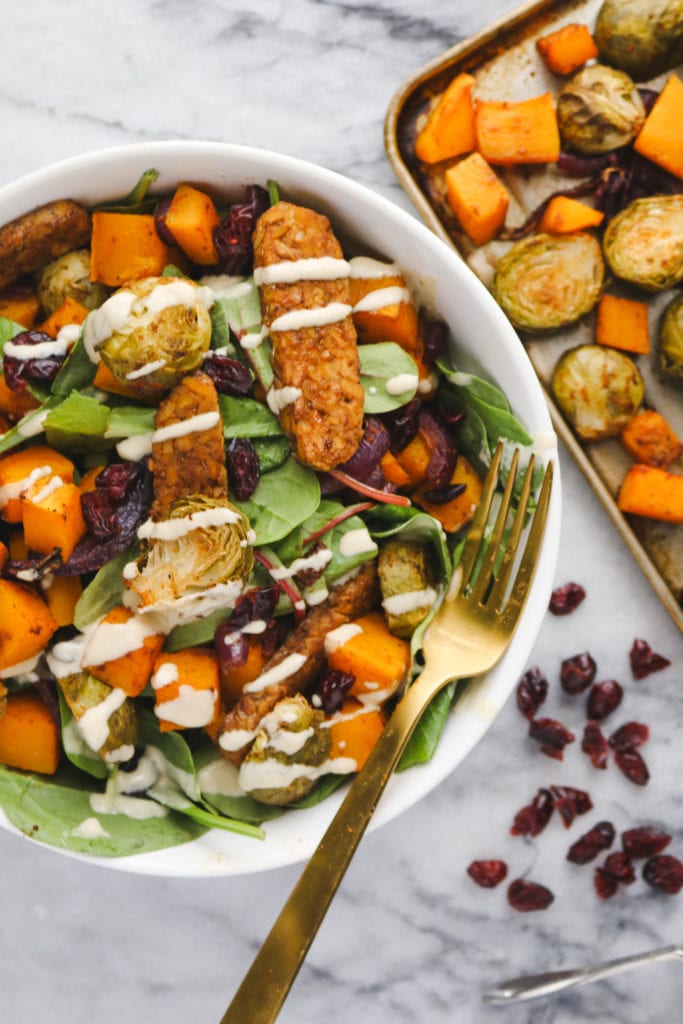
[[3, 329, 65, 389], [293, 541, 330, 589], [339, 417, 390, 482], [567, 821, 615, 864], [608, 722, 649, 752], [383, 397, 421, 453], [549, 582, 585, 615], [528, 717, 575, 760], [260, 617, 288, 661], [550, 785, 593, 828], [418, 406, 457, 488], [312, 669, 355, 715], [516, 667, 548, 720], [560, 651, 597, 694], [586, 679, 623, 720], [629, 639, 671, 679], [582, 721, 609, 770], [213, 184, 269, 275], [510, 788, 554, 837], [507, 879, 554, 912], [154, 195, 177, 245], [614, 748, 650, 786], [622, 827, 671, 859], [603, 851, 636, 885], [228, 586, 280, 629], [594, 866, 619, 899], [421, 317, 448, 367], [226, 438, 260, 501], [202, 354, 254, 396], [467, 859, 508, 889], [215, 623, 249, 672], [642, 854, 683, 894], [421, 482, 467, 504]]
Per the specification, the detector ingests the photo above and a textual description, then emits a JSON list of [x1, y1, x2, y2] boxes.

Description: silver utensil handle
[[484, 945, 682, 1004]]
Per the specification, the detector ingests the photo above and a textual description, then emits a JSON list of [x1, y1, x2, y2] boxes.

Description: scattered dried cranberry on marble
[[467, 860, 508, 889], [642, 855, 683, 894], [515, 667, 549, 721], [581, 721, 609, 770], [510, 788, 554, 837], [614, 748, 650, 786], [603, 851, 636, 885], [629, 638, 671, 679], [622, 828, 671, 859], [594, 866, 619, 899], [550, 785, 593, 828], [549, 582, 586, 615], [560, 651, 597, 694], [586, 679, 623, 720], [567, 821, 615, 864], [608, 722, 650, 752], [507, 879, 554, 912], [528, 717, 575, 760]]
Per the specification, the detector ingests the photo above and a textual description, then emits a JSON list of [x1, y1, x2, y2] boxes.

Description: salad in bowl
[[0, 143, 559, 875]]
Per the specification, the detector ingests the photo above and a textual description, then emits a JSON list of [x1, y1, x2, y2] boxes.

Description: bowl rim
[[0, 141, 561, 876]]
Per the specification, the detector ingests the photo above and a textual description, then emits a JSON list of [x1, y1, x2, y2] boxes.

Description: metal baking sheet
[[385, 0, 683, 633]]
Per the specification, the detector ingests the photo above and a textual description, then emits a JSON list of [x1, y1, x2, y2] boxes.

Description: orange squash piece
[[445, 152, 510, 245], [78, 465, 104, 494], [0, 578, 59, 672], [380, 450, 411, 488], [90, 211, 171, 286], [617, 464, 683, 524], [536, 23, 599, 75], [22, 480, 87, 561], [164, 183, 221, 266], [326, 611, 411, 700], [218, 635, 268, 707], [394, 428, 432, 487], [38, 296, 90, 339], [0, 282, 40, 328], [0, 445, 75, 523], [475, 93, 560, 165], [350, 273, 421, 356], [85, 604, 165, 697], [44, 574, 83, 628], [538, 195, 604, 234], [595, 294, 650, 355], [620, 411, 682, 470], [0, 374, 40, 422], [92, 360, 151, 401], [0, 691, 60, 775], [634, 74, 683, 181], [328, 699, 385, 771], [414, 73, 476, 164], [414, 455, 483, 533], [0, 540, 6, 571], [152, 648, 220, 732]]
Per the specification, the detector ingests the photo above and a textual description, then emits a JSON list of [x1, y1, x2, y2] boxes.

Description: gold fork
[[220, 441, 554, 1024]]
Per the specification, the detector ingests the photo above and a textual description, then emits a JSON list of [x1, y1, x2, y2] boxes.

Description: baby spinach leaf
[[0, 395, 60, 455], [437, 364, 533, 451], [105, 404, 156, 438], [43, 390, 111, 452], [73, 543, 139, 630], [252, 436, 291, 473], [91, 168, 160, 214], [219, 394, 282, 438], [50, 334, 96, 395], [359, 342, 419, 413], [233, 457, 320, 545], [368, 508, 451, 582], [398, 682, 457, 770], [164, 606, 232, 652], [271, 500, 377, 583]]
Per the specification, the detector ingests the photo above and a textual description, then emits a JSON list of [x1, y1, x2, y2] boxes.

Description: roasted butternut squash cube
[[44, 574, 83, 628], [326, 611, 411, 700], [475, 93, 560, 166], [0, 445, 75, 523], [0, 692, 60, 775], [22, 480, 86, 561], [328, 699, 385, 771], [445, 152, 510, 246], [350, 273, 420, 356], [0, 578, 58, 672], [152, 648, 220, 732], [85, 604, 165, 697], [414, 455, 483, 533]]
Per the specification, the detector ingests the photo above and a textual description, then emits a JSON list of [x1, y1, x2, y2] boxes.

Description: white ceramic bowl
[[0, 141, 561, 876]]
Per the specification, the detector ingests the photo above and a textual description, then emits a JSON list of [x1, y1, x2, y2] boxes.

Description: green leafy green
[[73, 543, 139, 630], [43, 390, 111, 452], [91, 168, 160, 214], [359, 342, 419, 413], [50, 334, 96, 396], [398, 683, 457, 770], [219, 394, 282, 439], [105, 404, 156, 439], [0, 396, 61, 455], [234, 457, 321, 545], [251, 436, 290, 473]]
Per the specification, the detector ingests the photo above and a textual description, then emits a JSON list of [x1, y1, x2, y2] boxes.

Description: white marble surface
[[0, 1, 682, 1022]]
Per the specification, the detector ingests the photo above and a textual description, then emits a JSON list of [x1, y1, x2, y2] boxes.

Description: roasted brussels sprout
[[659, 292, 683, 382], [36, 248, 109, 315], [238, 695, 332, 805], [493, 233, 604, 331], [57, 671, 139, 764], [377, 539, 437, 638], [557, 64, 645, 154], [552, 344, 644, 441], [83, 275, 213, 398], [595, 0, 683, 82], [124, 494, 254, 628], [603, 195, 683, 292]]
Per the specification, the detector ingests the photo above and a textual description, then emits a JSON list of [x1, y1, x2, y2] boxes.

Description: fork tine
[[457, 440, 505, 590], [469, 446, 521, 605], [500, 460, 554, 627], [486, 452, 537, 611]]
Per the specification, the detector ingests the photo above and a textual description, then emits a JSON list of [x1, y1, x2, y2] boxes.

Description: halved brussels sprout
[[493, 233, 604, 331], [238, 695, 332, 805], [57, 671, 139, 763], [659, 292, 683, 382], [603, 195, 683, 292], [36, 248, 109, 315], [557, 64, 645, 154], [378, 539, 436, 638], [552, 344, 644, 441], [124, 494, 254, 626], [595, 0, 683, 82], [84, 275, 213, 398]]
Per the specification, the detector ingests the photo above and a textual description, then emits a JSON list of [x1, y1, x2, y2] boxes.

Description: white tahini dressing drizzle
[[4, 337, 68, 360], [116, 410, 221, 461], [30, 474, 64, 505], [266, 386, 302, 415], [71, 817, 111, 840], [382, 587, 438, 616], [243, 652, 307, 695], [90, 792, 167, 820], [126, 358, 167, 380], [136, 505, 242, 542], [385, 373, 419, 395], [17, 409, 50, 438], [348, 256, 400, 278], [269, 547, 333, 580], [155, 684, 216, 728], [352, 286, 410, 313], [0, 653, 41, 680], [338, 527, 378, 558], [254, 257, 351, 286], [269, 302, 352, 333], [82, 615, 161, 667], [151, 662, 179, 689], [0, 465, 51, 508], [323, 622, 363, 655], [77, 687, 128, 755]]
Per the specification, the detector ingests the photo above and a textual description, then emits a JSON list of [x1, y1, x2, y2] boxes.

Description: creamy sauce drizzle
[[243, 652, 308, 695], [269, 302, 352, 333], [0, 465, 51, 507], [385, 373, 419, 395], [382, 587, 438, 616], [254, 257, 350, 286], [137, 505, 242, 542], [126, 358, 167, 380], [338, 527, 378, 558], [323, 622, 363, 655], [266, 385, 302, 415]]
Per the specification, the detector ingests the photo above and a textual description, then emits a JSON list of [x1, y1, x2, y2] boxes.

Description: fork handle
[[219, 669, 443, 1024]]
